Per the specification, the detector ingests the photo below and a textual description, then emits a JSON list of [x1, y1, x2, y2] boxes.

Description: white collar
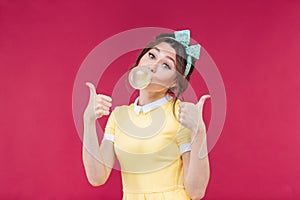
[[133, 94, 173, 115]]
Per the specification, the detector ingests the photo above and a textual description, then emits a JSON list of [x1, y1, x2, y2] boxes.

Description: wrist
[[191, 128, 205, 145], [83, 115, 97, 124]]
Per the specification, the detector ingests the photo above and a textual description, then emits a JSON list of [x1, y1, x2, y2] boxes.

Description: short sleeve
[[102, 109, 116, 143], [176, 125, 192, 155]]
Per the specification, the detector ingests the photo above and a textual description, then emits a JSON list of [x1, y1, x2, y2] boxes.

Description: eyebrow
[[152, 47, 176, 65]]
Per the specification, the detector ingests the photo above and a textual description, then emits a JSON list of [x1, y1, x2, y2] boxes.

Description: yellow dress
[[104, 95, 192, 200]]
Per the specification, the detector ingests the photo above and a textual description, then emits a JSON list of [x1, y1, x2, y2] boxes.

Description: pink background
[[1, 0, 300, 199]]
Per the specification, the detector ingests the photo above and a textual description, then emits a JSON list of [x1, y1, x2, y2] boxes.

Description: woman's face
[[138, 42, 177, 92]]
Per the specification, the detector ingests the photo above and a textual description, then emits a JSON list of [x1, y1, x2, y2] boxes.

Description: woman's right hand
[[84, 82, 112, 121]]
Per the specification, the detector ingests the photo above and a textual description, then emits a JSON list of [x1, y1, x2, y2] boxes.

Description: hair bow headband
[[166, 30, 201, 76]]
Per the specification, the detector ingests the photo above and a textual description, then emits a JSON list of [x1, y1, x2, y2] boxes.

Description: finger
[[95, 105, 110, 112], [179, 102, 188, 114], [96, 110, 110, 116], [98, 94, 112, 102], [179, 102, 194, 114], [179, 102, 187, 108], [196, 94, 211, 112], [86, 82, 96, 105], [97, 110, 109, 115], [102, 110, 110, 116], [178, 102, 185, 116], [96, 96, 112, 107]]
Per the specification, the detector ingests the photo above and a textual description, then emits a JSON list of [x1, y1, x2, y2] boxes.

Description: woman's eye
[[162, 63, 171, 70], [148, 52, 155, 59]]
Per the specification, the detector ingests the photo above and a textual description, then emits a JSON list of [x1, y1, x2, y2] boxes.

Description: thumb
[[196, 94, 211, 114], [85, 82, 96, 105]]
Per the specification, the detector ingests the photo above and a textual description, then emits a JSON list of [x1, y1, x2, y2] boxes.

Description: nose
[[148, 64, 156, 72], [148, 62, 160, 73]]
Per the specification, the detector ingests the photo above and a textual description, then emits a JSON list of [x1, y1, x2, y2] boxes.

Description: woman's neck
[[138, 90, 167, 106]]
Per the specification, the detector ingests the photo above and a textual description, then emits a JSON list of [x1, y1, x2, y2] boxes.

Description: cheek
[[139, 55, 151, 65], [154, 70, 176, 83]]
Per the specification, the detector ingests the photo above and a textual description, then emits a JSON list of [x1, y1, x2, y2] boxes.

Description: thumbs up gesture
[[84, 82, 112, 121], [178, 94, 211, 134]]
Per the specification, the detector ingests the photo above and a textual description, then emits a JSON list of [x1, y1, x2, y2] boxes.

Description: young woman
[[82, 30, 211, 200]]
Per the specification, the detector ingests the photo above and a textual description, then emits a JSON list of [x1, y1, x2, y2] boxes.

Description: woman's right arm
[[82, 82, 116, 187]]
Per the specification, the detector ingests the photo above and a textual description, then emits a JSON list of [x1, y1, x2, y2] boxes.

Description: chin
[[143, 83, 167, 92]]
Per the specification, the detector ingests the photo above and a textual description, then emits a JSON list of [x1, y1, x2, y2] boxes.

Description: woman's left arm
[[178, 95, 211, 200], [182, 129, 210, 200]]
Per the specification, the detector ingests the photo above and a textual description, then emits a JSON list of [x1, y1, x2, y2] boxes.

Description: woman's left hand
[[178, 94, 211, 133]]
